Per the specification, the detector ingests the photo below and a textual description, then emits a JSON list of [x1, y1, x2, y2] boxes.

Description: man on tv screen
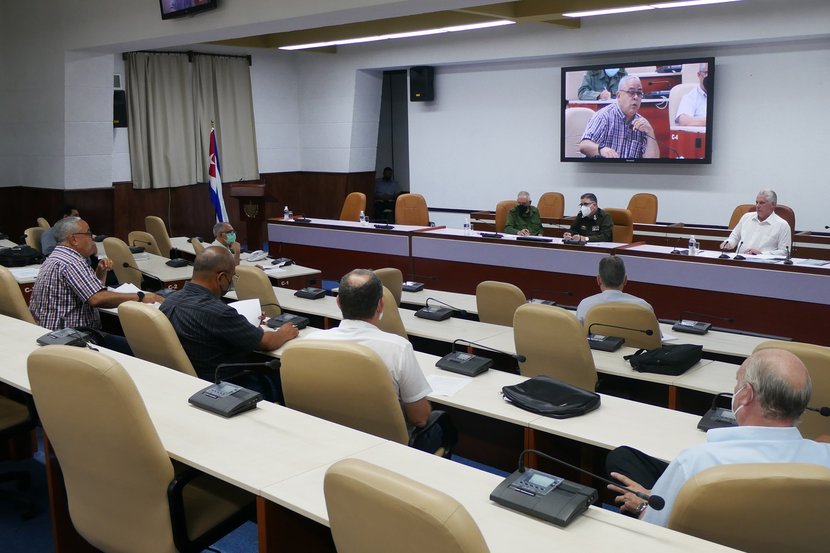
[[578, 75, 659, 159], [674, 63, 709, 127]]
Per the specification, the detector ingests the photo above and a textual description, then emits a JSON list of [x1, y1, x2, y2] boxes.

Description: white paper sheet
[[8, 267, 40, 279], [426, 374, 471, 397], [229, 298, 262, 327]]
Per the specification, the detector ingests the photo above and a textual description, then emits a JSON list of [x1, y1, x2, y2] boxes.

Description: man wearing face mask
[[563, 193, 613, 243], [160, 246, 298, 383], [212, 222, 241, 266], [604, 349, 830, 526], [577, 67, 628, 101], [504, 191, 543, 236], [675, 63, 709, 127]]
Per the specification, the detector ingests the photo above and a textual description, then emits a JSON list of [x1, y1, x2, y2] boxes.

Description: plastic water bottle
[[688, 235, 698, 257], [359, 210, 367, 226], [283, 206, 290, 221], [463, 216, 471, 235]]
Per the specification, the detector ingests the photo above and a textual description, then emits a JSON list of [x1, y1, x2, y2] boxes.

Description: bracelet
[[636, 502, 648, 514]]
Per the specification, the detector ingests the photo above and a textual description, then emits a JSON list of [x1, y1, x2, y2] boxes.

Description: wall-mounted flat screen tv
[[561, 56, 714, 164], [160, 0, 218, 20]]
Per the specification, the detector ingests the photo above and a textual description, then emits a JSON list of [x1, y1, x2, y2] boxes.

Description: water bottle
[[283, 206, 290, 221], [688, 235, 698, 256], [463, 216, 471, 236], [359, 210, 367, 226]]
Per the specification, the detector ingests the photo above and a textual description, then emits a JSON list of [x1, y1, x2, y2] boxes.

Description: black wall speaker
[[113, 89, 128, 128], [409, 66, 435, 102]]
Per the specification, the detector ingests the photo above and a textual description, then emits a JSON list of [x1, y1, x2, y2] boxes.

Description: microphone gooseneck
[[733, 241, 745, 261], [587, 322, 654, 336], [452, 338, 526, 363]]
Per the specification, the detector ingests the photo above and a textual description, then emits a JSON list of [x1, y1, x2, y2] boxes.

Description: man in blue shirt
[[606, 348, 830, 526]]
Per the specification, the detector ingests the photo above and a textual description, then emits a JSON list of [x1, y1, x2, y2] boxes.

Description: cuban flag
[[208, 126, 229, 222]]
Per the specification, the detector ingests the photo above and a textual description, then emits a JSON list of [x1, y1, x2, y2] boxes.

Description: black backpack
[[0, 246, 45, 267]]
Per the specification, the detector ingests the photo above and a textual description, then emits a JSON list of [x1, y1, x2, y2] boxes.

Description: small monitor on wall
[[159, 0, 218, 20], [561, 56, 714, 164]]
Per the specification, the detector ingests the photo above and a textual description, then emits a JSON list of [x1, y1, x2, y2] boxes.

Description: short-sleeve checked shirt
[[29, 246, 105, 330], [159, 282, 264, 381], [581, 103, 649, 159]]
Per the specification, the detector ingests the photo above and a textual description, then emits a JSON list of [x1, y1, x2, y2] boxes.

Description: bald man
[[160, 246, 298, 383], [606, 349, 830, 526]]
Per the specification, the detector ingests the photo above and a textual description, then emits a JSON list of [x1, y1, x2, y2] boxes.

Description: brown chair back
[[325, 458, 491, 553], [374, 268, 403, 306], [36, 217, 51, 229], [604, 208, 634, 243], [583, 302, 661, 350], [513, 304, 597, 391], [476, 280, 526, 327], [669, 463, 830, 553], [537, 192, 564, 219], [728, 204, 754, 229], [234, 265, 281, 318], [395, 193, 429, 226], [103, 237, 143, 287], [118, 302, 198, 377], [0, 266, 35, 323], [495, 200, 517, 233], [376, 286, 408, 339], [127, 230, 162, 256], [340, 192, 367, 221], [191, 237, 206, 255], [626, 193, 658, 224], [24, 227, 45, 253], [144, 216, 173, 258]]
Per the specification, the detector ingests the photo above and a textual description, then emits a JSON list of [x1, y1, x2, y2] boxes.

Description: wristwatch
[[137, 291, 145, 303]]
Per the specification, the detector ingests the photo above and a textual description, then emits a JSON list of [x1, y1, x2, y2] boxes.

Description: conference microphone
[[673, 311, 734, 335], [718, 241, 730, 259], [825, 226, 829, 230], [679, 311, 735, 324], [414, 297, 468, 321], [670, 236, 687, 254], [783, 246, 794, 265], [451, 338, 526, 363], [806, 406, 830, 417], [516, 449, 665, 511], [733, 241, 746, 261], [121, 261, 157, 284], [628, 123, 685, 159], [586, 322, 653, 352]]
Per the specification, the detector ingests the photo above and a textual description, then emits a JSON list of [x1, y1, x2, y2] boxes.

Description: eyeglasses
[[72, 231, 94, 237], [579, 202, 595, 207], [620, 89, 645, 98]]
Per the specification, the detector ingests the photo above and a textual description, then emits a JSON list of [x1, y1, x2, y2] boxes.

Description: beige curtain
[[125, 52, 258, 189], [193, 54, 259, 183]]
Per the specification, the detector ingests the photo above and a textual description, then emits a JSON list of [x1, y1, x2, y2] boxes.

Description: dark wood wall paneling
[[0, 171, 374, 249]]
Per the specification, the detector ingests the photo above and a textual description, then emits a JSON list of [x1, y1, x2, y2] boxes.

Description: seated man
[[720, 190, 791, 256], [606, 349, 830, 526], [29, 217, 164, 352], [373, 166, 399, 223], [41, 205, 79, 256], [304, 269, 439, 449], [576, 255, 653, 324], [504, 191, 543, 236], [674, 62, 709, 127], [160, 246, 298, 385], [212, 222, 241, 265], [563, 193, 614, 243]]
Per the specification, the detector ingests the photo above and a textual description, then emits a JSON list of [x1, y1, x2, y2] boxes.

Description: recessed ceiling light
[[279, 19, 515, 51]]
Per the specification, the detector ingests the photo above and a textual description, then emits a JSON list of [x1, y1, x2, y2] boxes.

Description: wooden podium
[[230, 184, 273, 250]]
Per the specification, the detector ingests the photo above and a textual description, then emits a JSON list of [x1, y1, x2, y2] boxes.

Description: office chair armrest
[[408, 410, 458, 457]]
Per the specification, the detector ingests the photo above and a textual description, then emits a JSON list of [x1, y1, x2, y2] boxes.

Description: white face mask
[[378, 310, 384, 321], [731, 384, 746, 416], [580, 205, 592, 218]]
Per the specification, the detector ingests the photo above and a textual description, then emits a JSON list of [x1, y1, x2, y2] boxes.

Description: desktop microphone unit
[[414, 297, 466, 321], [733, 241, 746, 261], [480, 232, 503, 239], [806, 405, 830, 416], [586, 322, 654, 352], [718, 241, 730, 259], [516, 235, 553, 243], [783, 246, 794, 265], [436, 338, 526, 377], [671, 311, 733, 335]]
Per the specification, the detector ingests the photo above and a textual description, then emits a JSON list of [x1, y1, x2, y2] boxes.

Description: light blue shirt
[[576, 289, 653, 324], [643, 426, 830, 527]]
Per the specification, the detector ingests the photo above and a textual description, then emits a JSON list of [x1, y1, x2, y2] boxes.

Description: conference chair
[[727, 204, 796, 240], [190, 237, 206, 255], [118, 302, 199, 378], [23, 227, 45, 253], [234, 265, 282, 318], [324, 458, 491, 553], [373, 267, 403, 306], [280, 341, 454, 455], [0, 395, 37, 519], [563, 107, 594, 158], [537, 192, 565, 219], [668, 463, 830, 553], [375, 286, 408, 339], [0, 266, 36, 323], [753, 340, 830, 440], [727, 204, 754, 229], [395, 193, 429, 226], [104, 236, 143, 287], [339, 191, 366, 221], [36, 217, 51, 229], [494, 200, 517, 233], [603, 208, 634, 243], [667, 83, 697, 129], [626, 193, 658, 225], [27, 346, 254, 553], [513, 304, 597, 391], [128, 230, 162, 256], [476, 280, 526, 327], [583, 302, 661, 350], [145, 215, 174, 258]]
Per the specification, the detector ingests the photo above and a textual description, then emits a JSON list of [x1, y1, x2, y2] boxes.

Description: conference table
[[267, 217, 830, 345], [0, 314, 739, 553]]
